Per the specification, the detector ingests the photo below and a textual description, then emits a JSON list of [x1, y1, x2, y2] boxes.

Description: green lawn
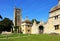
[[0, 34, 60, 41]]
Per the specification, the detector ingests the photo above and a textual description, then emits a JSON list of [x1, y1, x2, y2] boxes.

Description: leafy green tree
[[31, 19, 40, 24], [0, 18, 13, 32], [0, 15, 3, 33], [0, 15, 2, 19]]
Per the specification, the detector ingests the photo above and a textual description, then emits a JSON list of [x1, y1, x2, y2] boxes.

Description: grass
[[0, 33, 28, 38], [0, 34, 60, 41]]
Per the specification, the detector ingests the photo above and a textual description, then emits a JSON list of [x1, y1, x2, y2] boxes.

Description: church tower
[[14, 7, 22, 26]]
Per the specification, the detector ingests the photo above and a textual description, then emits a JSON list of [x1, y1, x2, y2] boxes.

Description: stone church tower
[[13, 7, 22, 33], [14, 7, 21, 26]]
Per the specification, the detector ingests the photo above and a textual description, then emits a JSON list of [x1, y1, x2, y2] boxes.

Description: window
[[28, 25, 30, 27], [54, 25, 59, 30], [28, 30, 30, 32], [55, 16, 58, 19], [26, 25, 30, 27]]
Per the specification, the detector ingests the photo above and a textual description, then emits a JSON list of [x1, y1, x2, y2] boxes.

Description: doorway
[[39, 25, 44, 34]]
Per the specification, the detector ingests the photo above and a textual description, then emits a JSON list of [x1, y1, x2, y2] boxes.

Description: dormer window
[[55, 16, 58, 19]]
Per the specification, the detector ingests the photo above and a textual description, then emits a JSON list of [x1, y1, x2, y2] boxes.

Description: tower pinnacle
[[25, 16, 28, 20]]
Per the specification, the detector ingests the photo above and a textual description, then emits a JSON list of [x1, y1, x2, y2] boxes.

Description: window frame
[[55, 15, 58, 20], [54, 25, 59, 30]]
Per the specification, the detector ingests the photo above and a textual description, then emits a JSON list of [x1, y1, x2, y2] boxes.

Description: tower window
[[55, 16, 58, 19], [54, 25, 59, 30]]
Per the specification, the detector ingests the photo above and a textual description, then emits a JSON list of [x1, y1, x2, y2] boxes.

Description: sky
[[0, 0, 58, 22]]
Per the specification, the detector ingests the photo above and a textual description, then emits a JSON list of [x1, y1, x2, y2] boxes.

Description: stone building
[[21, 17, 32, 34], [13, 0, 60, 34], [44, 0, 60, 34], [21, 0, 60, 34], [31, 20, 44, 34], [14, 7, 21, 26], [13, 7, 22, 33]]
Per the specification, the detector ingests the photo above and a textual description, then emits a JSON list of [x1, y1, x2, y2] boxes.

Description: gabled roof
[[49, 5, 60, 13]]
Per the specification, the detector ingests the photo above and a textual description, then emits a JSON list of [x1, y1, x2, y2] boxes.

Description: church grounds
[[0, 34, 60, 41]]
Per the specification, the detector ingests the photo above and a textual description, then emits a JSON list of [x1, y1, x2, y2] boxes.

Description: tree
[[31, 19, 40, 24], [0, 18, 13, 32], [0, 24, 4, 33], [0, 19, 4, 33], [0, 15, 2, 19]]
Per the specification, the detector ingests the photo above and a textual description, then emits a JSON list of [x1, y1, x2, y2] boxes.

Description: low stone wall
[[2, 31, 12, 34]]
